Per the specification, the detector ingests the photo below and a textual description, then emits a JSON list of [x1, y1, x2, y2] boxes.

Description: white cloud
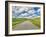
[[37, 9, 40, 12], [19, 8, 25, 12], [18, 13, 28, 17], [13, 7, 25, 14], [12, 6, 40, 18], [25, 8, 28, 11], [32, 14, 37, 17], [28, 10, 35, 14], [28, 16, 33, 18]]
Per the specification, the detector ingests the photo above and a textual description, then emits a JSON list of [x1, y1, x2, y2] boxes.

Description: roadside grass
[[12, 17, 40, 29], [29, 17, 40, 28], [12, 18, 27, 29]]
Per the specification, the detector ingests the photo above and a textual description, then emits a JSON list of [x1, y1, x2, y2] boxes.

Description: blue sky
[[12, 6, 40, 18]]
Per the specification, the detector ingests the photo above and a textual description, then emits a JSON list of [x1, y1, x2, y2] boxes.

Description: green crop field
[[12, 17, 40, 29]]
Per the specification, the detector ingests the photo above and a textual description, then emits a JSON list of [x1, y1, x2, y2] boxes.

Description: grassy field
[[29, 18, 40, 28], [12, 18, 27, 28], [12, 17, 40, 29]]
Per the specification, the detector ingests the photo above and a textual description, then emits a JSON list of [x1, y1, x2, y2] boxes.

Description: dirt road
[[13, 21, 39, 30]]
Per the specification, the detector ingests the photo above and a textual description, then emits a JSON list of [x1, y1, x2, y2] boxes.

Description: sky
[[12, 6, 40, 18]]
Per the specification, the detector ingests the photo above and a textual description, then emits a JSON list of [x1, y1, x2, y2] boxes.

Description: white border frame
[[8, 2, 43, 34]]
